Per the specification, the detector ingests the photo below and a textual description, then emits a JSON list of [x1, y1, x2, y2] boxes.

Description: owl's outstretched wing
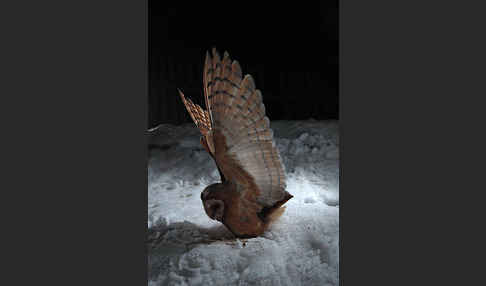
[[179, 88, 229, 182], [178, 89, 212, 137], [205, 48, 291, 210], [178, 89, 217, 153]]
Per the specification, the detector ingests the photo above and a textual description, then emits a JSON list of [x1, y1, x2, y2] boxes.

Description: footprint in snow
[[304, 197, 316, 204], [166, 184, 175, 190]]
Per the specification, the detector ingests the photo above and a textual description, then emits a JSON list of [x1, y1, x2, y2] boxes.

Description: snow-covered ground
[[147, 120, 339, 286]]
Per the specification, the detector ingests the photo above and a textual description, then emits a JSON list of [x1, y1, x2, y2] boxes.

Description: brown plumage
[[178, 48, 293, 238]]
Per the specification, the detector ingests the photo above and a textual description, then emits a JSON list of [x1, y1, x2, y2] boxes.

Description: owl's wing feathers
[[178, 89, 212, 137], [205, 48, 290, 209], [178, 88, 220, 168]]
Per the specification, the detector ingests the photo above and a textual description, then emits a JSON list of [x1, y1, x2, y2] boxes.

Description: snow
[[148, 120, 339, 285]]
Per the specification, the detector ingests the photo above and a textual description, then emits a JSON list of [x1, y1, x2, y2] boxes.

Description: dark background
[[148, 1, 338, 128]]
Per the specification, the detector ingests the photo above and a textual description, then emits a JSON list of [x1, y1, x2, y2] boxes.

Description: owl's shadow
[[147, 219, 238, 280], [147, 218, 236, 250]]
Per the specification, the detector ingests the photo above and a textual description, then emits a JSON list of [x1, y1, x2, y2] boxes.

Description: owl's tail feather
[[260, 192, 293, 230]]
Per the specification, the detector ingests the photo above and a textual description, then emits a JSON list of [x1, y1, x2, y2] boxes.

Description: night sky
[[149, 1, 338, 127]]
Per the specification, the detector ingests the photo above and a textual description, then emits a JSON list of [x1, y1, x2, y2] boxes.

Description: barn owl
[[178, 48, 293, 238]]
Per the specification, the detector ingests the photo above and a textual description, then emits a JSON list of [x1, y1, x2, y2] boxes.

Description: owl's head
[[201, 183, 225, 222]]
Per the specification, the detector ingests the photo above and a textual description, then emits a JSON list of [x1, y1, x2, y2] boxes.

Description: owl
[[178, 48, 293, 238]]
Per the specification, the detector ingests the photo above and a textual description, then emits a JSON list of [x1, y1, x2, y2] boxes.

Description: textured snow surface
[[148, 120, 339, 286]]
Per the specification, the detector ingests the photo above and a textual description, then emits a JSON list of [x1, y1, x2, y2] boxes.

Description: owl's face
[[201, 184, 225, 222]]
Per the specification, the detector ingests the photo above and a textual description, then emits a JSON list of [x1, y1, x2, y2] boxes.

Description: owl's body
[[179, 48, 293, 238]]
